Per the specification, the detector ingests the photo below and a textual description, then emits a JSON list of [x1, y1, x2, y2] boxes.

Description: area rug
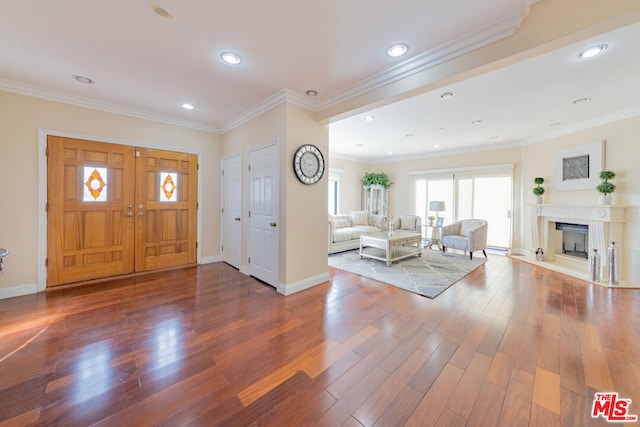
[[328, 249, 487, 298]]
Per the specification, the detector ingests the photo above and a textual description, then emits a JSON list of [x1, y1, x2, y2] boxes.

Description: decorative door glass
[[160, 172, 178, 202], [83, 167, 108, 202]]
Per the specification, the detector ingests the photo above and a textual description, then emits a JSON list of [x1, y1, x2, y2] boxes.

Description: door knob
[[126, 212, 134, 217], [138, 212, 145, 217], [138, 204, 144, 209], [127, 204, 133, 210], [270, 222, 277, 227]]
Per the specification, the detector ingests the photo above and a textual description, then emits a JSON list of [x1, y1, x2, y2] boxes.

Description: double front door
[[47, 136, 198, 287]]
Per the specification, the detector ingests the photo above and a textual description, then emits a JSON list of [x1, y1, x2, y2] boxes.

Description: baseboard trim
[[511, 248, 529, 256], [0, 283, 39, 300], [201, 255, 222, 264], [277, 272, 330, 296]]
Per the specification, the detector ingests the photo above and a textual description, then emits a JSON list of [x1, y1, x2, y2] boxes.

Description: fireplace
[[529, 204, 626, 285], [556, 222, 588, 259]]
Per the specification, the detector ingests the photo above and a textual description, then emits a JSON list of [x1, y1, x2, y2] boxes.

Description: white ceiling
[[1, 1, 639, 162]]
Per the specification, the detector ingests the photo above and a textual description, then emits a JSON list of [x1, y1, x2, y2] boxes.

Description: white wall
[[0, 90, 221, 297]]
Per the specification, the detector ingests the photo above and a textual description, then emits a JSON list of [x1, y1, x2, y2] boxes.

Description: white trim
[[0, 79, 220, 134], [277, 272, 330, 295], [201, 255, 222, 264], [0, 283, 38, 300], [409, 163, 514, 176], [38, 129, 204, 290]]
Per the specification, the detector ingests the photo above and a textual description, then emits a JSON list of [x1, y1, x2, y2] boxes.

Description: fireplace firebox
[[555, 222, 588, 259]]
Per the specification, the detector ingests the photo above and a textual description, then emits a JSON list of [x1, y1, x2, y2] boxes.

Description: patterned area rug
[[328, 249, 487, 298]]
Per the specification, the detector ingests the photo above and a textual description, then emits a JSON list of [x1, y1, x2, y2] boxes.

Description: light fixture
[[388, 151, 393, 155], [489, 136, 498, 140], [440, 92, 455, 99], [433, 144, 439, 148], [305, 89, 318, 97], [356, 144, 364, 148], [365, 115, 374, 122], [181, 103, 195, 110], [387, 43, 408, 58], [151, 5, 172, 18], [573, 97, 591, 104], [579, 44, 607, 59], [437, 127, 445, 132], [73, 75, 94, 84], [221, 52, 242, 65], [428, 201, 445, 220], [405, 133, 414, 138], [550, 122, 564, 127], [471, 120, 483, 125]]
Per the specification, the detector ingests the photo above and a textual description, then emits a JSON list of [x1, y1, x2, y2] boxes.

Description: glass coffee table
[[359, 231, 422, 266]]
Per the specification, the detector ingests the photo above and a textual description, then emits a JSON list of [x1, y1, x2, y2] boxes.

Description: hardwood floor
[[0, 254, 639, 426]]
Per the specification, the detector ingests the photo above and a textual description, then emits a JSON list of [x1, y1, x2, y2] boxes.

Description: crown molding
[[315, 11, 528, 111], [220, 88, 316, 133], [0, 78, 221, 134]]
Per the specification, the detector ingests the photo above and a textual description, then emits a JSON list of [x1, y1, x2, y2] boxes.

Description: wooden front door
[[47, 136, 197, 287]]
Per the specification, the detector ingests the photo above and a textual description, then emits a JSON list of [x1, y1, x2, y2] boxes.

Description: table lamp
[[428, 201, 445, 221]]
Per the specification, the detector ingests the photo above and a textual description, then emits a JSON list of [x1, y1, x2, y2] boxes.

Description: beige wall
[[0, 90, 221, 295]]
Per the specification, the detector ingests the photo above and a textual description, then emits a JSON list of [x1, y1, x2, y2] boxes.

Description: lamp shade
[[429, 201, 445, 212]]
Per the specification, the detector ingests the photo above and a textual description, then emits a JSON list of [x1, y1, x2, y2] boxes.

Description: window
[[83, 167, 108, 202], [412, 165, 513, 249], [328, 169, 341, 215], [160, 172, 178, 202]]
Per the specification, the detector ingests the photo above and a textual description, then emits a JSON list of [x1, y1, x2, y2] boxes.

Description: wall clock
[[293, 144, 325, 185]]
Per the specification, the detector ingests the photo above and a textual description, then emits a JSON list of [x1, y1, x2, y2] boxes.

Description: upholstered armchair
[[441, 219, 488, 260]]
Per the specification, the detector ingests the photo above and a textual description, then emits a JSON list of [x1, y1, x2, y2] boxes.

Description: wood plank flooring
[[1, 254, 639, 426]]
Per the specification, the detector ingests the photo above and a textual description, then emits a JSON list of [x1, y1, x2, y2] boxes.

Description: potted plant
[[533, 177, 545, 204], [361, 172, 392, 188], [596, 170, 616, 205], [427, 215, 435, 226]]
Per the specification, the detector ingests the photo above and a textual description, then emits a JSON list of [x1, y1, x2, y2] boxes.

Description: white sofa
[[328, 211, 387, 254]]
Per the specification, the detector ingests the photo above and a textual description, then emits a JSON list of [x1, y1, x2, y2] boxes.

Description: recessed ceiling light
[[433, 144, 439, 148], [221, 52, 242, 65], [579, 44, 607, 59], [181, 103, 194, 110], [73, 75, 94, 84], [573, 97, 592, 104], [471, 120, 483, 125], [365, 115, 374, 122], [356, 144, 364, 148], [437, 127, 445, 132], [388, 151, 393, 155], [305, 90, 318, 97], [440, 92, 455, 99], [387, 44, 408, 58]]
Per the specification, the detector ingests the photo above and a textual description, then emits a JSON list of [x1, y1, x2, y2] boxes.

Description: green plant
[[596, 170, 616, 195], [533, 177, 545, 196], [361, 172, 392, 188]]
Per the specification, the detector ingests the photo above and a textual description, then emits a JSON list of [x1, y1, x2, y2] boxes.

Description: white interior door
[[222, 153, 242, 269], [248, 143, 279, 287]]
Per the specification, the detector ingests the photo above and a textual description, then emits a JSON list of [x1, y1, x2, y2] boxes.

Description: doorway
[[46, 136, 198, 287]]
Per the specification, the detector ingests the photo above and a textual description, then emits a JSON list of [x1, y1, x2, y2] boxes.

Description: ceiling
[[1, 1, 639, 162]]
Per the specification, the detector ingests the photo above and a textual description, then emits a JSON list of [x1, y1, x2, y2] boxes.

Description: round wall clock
[[293, 144, 325, 185]]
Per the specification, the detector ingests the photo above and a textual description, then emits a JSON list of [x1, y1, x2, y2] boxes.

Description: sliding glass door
[[412, 166, 513, 249]]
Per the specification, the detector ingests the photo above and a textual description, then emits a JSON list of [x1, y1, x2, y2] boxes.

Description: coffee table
[[359, 231, 422, 266]]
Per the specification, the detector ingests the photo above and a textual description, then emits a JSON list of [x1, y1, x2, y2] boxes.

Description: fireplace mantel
[[529, 203, 627, 286]]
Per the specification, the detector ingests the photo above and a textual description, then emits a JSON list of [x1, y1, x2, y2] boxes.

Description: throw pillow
[[351, 211, 369, 226], [399, 215, 417, 230], [460, 220, 481, 237]]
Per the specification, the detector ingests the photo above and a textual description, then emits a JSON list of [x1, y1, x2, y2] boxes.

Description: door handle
[[235, 217, 241, 221], [270, 222, 277, 227]]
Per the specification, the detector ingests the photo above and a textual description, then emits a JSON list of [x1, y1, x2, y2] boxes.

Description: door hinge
[[221, 169, 224, 176], [221, 207, 224, 214], [45, 146, 49, 157], [45, 203, 48, 212], [197, 163, 199, 170], [196, 242, 198, 249], [248, 211, 251, 218], [248, 257, 251, 264], [248, 164, 251, 171], [197, 202, 199, 210], [221, 244, 224, 252], [45, 258, 48, 267]]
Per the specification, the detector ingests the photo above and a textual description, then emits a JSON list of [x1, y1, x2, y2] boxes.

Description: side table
[[422, 224, 442, 250]]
